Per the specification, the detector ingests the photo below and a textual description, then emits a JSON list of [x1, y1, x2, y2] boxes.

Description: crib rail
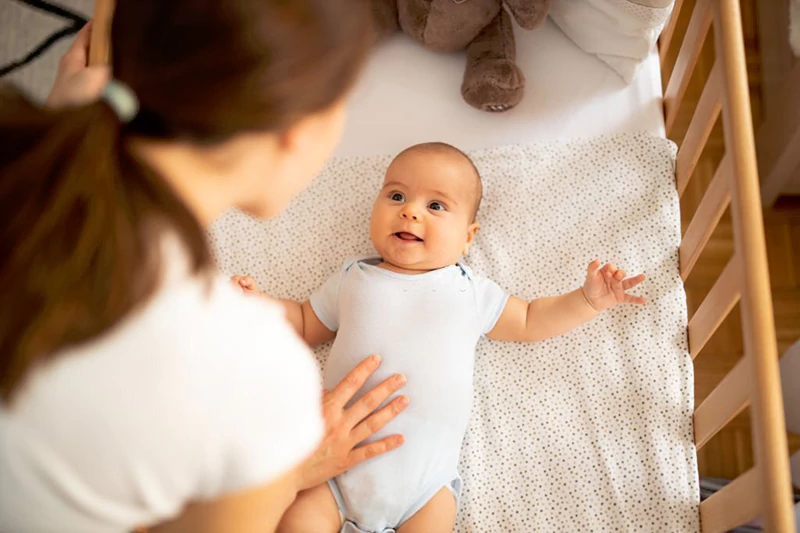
[[88, 0, 112, 66], [661, 0, 795, 531]]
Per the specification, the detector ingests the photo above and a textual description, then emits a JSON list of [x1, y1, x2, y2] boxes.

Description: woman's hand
[[299, 355, 408, 491], [46, 22, 110, 108], [582, 260, 646, 312]]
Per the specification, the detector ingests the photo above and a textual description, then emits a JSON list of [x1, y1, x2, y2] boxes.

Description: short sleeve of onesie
[[472, 275, 510, 335], [309, 268, 344, 332]]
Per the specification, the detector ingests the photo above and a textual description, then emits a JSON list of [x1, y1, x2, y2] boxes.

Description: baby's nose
[[401, 212, 419, 221]]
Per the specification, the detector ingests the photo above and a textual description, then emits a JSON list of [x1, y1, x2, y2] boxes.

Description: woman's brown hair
[[0, 0, 372, 401]]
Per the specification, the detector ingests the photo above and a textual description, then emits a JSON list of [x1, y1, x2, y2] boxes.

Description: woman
[[0, 2, 408, 532]]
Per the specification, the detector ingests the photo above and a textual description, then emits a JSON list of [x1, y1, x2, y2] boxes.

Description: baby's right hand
[[230, 275, 258, 294]]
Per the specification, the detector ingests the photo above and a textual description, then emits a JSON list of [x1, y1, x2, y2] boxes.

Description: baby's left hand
[[582, 260, 646, 312], [231, 275, 258, 294]]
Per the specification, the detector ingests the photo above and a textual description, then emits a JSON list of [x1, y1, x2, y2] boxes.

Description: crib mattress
[[335, 18, 665, 158], [211, 132, 700, 532]]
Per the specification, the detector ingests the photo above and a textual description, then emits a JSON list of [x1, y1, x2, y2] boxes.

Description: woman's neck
[[130, 138, 240, 228]]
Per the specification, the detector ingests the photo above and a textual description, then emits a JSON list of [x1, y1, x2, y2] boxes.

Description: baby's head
[[370, 142, 482, 272]]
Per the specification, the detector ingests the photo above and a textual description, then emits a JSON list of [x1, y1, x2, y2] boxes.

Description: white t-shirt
[[0, 243, 323, 533]]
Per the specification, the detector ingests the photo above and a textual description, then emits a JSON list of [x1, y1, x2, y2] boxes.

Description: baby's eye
[[428, 201, 446, 212], [390, 192, 404, 202]]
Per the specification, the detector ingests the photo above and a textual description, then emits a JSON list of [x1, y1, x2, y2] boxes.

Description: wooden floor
[[661, 0, 800, 481]]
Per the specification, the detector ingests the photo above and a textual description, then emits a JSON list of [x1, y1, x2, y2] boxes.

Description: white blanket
[[209, 132, 700, 532]]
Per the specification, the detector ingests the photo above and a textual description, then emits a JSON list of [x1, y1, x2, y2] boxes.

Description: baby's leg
[[276, 483, 341, 533], [397, 487, 456, 533]]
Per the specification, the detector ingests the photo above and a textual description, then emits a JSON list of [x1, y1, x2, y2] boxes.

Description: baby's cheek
[[432, 224, 464, 255]]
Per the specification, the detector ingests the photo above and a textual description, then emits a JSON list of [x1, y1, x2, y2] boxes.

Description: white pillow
[[548, 0, 675, 83]]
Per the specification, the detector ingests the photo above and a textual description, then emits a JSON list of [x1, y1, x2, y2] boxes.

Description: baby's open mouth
[[394, 232, 423, 242]]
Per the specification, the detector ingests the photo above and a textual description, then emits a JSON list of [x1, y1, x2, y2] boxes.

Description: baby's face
[[369, 150, 479, 272]]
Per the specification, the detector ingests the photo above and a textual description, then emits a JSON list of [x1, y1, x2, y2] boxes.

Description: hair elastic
[[101, 79, 139, 123]]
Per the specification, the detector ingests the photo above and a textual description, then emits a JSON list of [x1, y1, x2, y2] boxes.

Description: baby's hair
[[393, 142, 483, 221]]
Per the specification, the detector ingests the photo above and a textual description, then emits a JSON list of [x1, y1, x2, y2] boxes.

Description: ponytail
[[0, 86, 210, 402]]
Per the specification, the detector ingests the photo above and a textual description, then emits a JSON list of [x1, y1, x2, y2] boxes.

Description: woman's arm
[[488, 260, 646, 342], [148, 467, 301, 533], [147, 355, 408, 533]]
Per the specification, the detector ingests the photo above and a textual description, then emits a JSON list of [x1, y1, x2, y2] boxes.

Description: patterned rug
[[0, 0, 92, 100]]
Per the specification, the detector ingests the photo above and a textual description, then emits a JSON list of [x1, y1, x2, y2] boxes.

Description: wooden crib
[[90, 0, 795, 531], [659, 0, 795, 530]]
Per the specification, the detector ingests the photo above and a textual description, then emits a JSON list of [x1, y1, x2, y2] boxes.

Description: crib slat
[[699, 468, 761, 533], [679, 154, 731, 280], [664, 0, 713, 137], [694, 357, 749, 449], [676, 60, 722, 197], [659, 0, 686, 64], [688, 256, 740, 359], [89, 0, 114, 66]]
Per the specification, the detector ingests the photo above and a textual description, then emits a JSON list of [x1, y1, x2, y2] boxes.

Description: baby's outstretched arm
[[230, 275, 335, 347], [487, 260, 646, 343]]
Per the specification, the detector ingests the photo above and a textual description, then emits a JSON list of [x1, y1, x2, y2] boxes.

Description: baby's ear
[[467, 222, 480, 242], [463, 222, 480, 255]]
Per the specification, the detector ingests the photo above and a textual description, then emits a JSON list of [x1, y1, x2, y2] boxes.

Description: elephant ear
[[502, 0, 551, 30]]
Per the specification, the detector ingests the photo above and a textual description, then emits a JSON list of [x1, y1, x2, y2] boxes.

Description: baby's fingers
[[625, 294, 647, 305], [622, 273, 646, 290], [230, 275, 256, 291]]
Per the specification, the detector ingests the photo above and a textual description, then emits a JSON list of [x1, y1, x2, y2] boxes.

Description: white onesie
[[310, 257, 508, 533]]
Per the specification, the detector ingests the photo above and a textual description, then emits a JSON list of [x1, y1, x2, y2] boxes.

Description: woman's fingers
[[69, 21, 93, 54], [350, 395, 409, 445], [325, 355, 383, 410], [60, 22, 93, 74], [346, 434, 405, 471], [344, 373, 407, 428]]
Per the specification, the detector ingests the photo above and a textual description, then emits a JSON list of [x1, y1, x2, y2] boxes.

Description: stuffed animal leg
[[371, 0, 399, 42], [461, 8, 524, 112]]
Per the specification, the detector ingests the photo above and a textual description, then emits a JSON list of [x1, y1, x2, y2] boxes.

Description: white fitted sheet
[[336, 18, 665, 158], [210, 133, 699, 532]]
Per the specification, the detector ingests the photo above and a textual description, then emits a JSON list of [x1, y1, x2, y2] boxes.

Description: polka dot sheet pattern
[[209, 132, 700, 533]]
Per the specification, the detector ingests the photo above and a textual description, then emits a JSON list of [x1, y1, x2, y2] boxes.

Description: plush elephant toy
[[370, 0, 551, 112]]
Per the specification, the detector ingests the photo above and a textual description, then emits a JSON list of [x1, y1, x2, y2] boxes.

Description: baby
[[233, 142, 646, 533]]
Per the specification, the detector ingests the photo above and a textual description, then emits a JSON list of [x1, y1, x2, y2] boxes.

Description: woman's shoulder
[[153, 273, 292, 347], [15, 272, 317, 418]]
